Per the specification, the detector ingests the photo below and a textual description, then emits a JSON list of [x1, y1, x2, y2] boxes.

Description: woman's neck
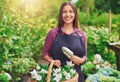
[[62, 24, 74, 34]]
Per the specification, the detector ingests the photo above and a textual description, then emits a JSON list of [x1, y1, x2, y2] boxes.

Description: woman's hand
[[53, 59, 61, 68], [70, 55, 85, 65]]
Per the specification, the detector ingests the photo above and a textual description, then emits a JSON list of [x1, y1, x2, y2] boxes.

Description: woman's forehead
[[63, 5, 73, 10]]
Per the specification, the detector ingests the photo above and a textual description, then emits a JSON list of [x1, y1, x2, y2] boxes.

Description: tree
[[76, 0, 95, 16], [95, 0, 120, 14]]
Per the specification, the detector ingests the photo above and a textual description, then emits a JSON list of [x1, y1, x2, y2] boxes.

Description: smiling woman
[[42, 1, 87, 82]]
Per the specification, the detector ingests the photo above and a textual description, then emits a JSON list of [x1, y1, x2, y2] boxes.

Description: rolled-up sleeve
[[42, 30, 55, 58], [82, 32, 87, 61]]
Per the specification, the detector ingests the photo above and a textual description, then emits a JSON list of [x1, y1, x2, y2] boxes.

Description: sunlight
[[20, 0, 39, 6], [19, 0, 44, 12]]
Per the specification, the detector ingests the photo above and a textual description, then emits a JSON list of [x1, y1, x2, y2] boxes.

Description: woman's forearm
[[43, 55, 53, 63]]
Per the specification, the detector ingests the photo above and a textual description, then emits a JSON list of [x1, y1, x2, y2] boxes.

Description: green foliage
[[0, 0, 67, 81], [82, 62, 96, 77], [0, 15, 46, 62], [79, 12, 108, 26], [79, 11, 120, 29], [0, 15, 42, 80], [85, 26, 108, 59], [4, 58, 37, 81], [111, 15, 120, 41], [112, 14, 120, 24], [76, 0, 95, 12], [0, 73, 9, 82], [95, 0, 120, 14], [84, 26, 116, 64]]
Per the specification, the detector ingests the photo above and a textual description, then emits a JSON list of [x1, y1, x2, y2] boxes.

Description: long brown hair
[[57, 2, 79, 28]]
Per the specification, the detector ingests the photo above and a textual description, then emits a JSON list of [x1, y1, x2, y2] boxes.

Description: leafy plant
[[0, 71, 11, 82], [84, 26, 116, 64], [111, 21, 120, 41], [3, 58, 38, 82], [0, 73, 9, 82], [82, 62, 96, 78]]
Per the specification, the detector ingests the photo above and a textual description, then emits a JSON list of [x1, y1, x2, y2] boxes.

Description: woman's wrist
[[48, 59, 54, 63], [81, 57, 86, 64]]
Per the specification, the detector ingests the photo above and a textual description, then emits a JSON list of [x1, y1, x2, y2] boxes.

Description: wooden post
[[108, 10, 112, 34], [119, 33, 120, 41], [108, 10, 112, 53]]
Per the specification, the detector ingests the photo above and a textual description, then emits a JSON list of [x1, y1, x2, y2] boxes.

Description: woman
[[42, 2, 87, 82]]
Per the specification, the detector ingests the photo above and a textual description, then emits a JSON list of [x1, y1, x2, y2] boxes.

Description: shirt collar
[[60, 27, 78, 35]]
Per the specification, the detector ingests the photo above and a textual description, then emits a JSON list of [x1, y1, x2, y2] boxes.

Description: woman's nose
[[66, 12, 70, 16]]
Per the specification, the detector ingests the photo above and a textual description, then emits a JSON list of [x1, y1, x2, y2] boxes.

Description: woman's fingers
[[54, 60, 61, 67], [70, 55, 83, 65]]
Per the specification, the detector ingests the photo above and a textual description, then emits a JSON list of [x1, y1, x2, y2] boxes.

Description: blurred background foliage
[[0, 0, 120, 81]]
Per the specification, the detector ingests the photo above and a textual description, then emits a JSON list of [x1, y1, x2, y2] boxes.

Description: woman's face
[[62, 5, 75, 25]]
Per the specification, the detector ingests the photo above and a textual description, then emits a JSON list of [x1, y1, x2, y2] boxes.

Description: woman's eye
[[63, 10, 67, 13], [63, 10, 73, 13], [69, 10, 73, 13]]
